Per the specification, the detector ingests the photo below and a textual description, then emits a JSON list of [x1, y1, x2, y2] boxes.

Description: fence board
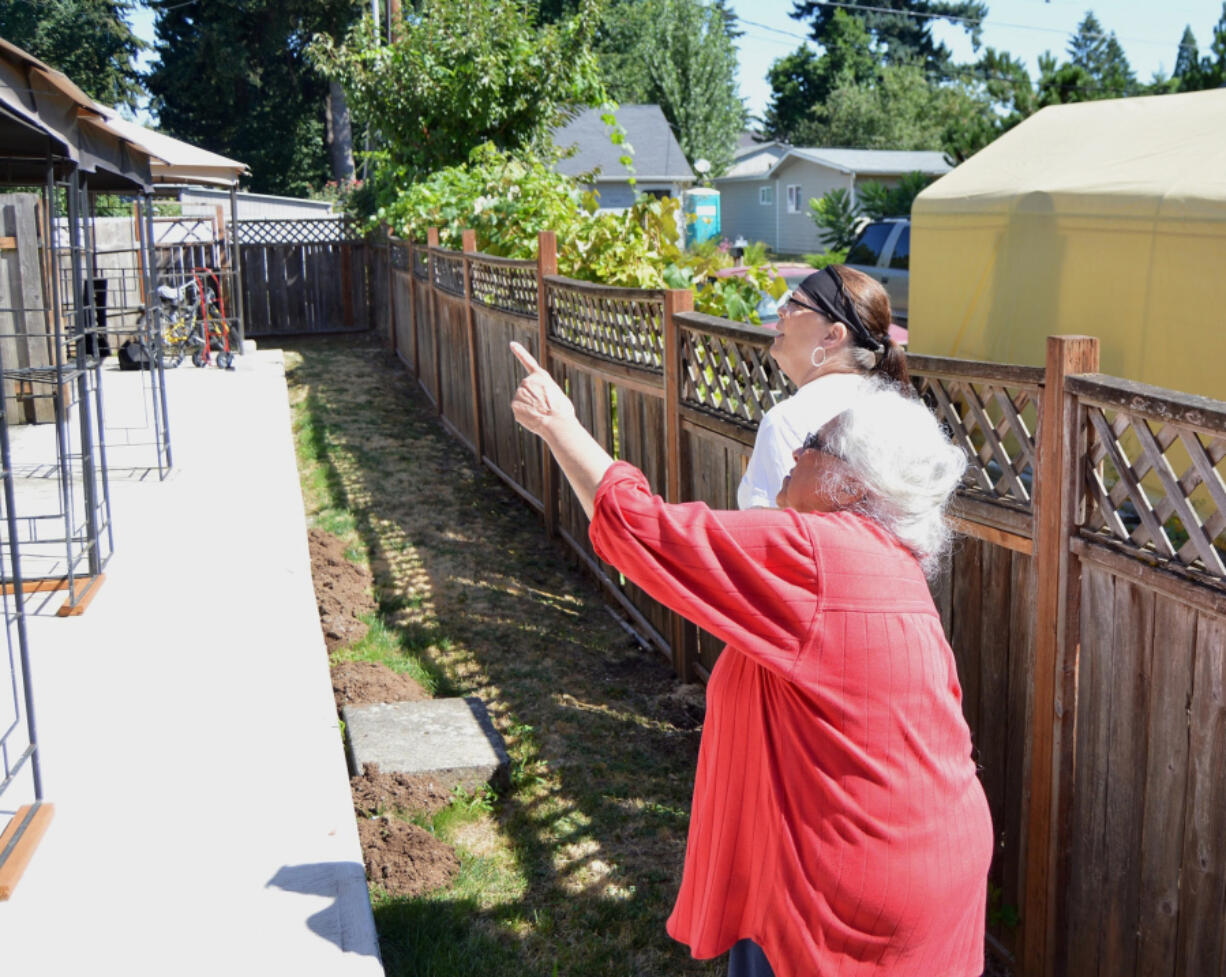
[[435, 292, 474, 449], [1000, 548, 1035, 962], [474, 306, 543, 507], [1100, 577, 1153, 977], [1136, 597, 1195, 977], [1064, 565, 1116, 976], [1175, 614, 1226, 977], [978, 542, 1012, 924]]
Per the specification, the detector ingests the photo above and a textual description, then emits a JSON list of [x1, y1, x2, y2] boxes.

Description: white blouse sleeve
[[737, 411, 796, 509]]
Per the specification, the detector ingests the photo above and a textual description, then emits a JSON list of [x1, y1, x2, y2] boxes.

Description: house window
[[786, 185, 802, 214], [759, 186, 773, 206]]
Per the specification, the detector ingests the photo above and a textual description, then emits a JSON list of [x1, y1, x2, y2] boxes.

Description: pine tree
[[1065, 11, 1136, 98], [1173, 25, 1200, 85]]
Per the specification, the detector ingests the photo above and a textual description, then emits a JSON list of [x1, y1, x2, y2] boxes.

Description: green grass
[[284, 336, 713, 977]]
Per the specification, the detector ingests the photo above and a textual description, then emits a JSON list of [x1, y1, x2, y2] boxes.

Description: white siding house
[[717, 147, 952, 254]]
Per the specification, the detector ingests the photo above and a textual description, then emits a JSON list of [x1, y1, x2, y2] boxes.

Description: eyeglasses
[[777, 296, 824, 319], [801, 429, 842, 460]]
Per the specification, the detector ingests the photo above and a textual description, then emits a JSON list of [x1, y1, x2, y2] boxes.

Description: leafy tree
[[763, 46, 824, 142], [790, 0, 986, 78], [763, 11, 876, 143], [808, 187, 859, 250], [146, 0, 359, 197], [804, 63, 948, 150], [597, 0, 746, 174], [311, 0, 605, 206], [0, 0, 144, 111]]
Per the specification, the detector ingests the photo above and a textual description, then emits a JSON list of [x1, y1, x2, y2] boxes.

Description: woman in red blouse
[[509, 342, 992, 977]]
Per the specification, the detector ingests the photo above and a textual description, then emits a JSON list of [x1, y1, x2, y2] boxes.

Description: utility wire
[[739, 3, 1200, 52]]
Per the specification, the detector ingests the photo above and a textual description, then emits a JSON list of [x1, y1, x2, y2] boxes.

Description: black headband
[[793, 267, 883, 353]]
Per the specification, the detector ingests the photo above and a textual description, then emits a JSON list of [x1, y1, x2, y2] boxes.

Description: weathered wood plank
[[950, 536, 983, 732], [978, 541, 1012, 938], [999, 548, 1035, 962], [1063, 564, 1116, 977], [1099, 576, 1153, 977], [1174, 614, 1226, 976], [1068, 373, 1226, 438], [1136, 597, 1195, 977]]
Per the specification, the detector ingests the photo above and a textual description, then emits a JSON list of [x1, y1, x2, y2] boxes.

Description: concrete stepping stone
[[342, 697, 510, 793]]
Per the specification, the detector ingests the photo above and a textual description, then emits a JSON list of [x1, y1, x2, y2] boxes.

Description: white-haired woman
[[739, 265, 907, 509], [509, 342, 992, 977]]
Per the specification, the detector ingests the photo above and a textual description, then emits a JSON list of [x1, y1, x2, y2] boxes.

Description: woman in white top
[[738, 265, 910, 508]]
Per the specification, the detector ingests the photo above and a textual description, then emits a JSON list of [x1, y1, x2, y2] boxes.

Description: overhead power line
[[740, 3, 1198, 52]]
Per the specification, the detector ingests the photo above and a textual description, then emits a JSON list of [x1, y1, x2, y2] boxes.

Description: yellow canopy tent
[[910, 88, 1226, 400]]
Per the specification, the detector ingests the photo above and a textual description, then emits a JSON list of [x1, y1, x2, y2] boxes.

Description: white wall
[[774, 157, 851, 256], [716, 180, 778, 249]]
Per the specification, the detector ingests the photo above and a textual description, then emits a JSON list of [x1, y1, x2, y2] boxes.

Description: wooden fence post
[[663, 287, 694, 680], [1023, 334, 1099, 977], [408, 240, 419, 378], [427, 227, 442, 415], [461, 228, 482, 462], [537, 231, 558, 538], [385, 226, 396, 355]]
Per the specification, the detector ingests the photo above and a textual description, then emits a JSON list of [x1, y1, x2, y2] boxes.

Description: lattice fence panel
[[236, 217, 365, 245], [390, 242, 410, 271], [412, 247, 428, 280], [471, 259, 537, 318], [1080, 406, 1226, 582], [679, 326, 795, 427], [548, 287, 663, 371], [913, 375, 1038, 511], [432, 251, 465, 296]]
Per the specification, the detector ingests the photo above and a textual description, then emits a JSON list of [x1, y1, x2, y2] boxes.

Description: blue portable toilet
[[684, 188, 721, 247]]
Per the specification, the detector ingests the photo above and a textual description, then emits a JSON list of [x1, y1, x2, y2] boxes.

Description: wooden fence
[[236, 217, 372, 336], [376, 228, 1226, 977]]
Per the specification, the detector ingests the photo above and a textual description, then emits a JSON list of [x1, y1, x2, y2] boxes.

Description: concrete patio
[[0, 350, 383, 974]]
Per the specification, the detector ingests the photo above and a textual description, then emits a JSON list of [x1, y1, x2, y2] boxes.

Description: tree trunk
[[326, 81, 355, 181]]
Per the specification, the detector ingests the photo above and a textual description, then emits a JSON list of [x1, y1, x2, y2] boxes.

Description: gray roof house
[[716, 146, 952, 254], [553, 104, 695, 210]]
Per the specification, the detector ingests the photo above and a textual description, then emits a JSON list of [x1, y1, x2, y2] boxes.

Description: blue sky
[[128, 1, 1225, 121], [728, 0, 1225, 117]]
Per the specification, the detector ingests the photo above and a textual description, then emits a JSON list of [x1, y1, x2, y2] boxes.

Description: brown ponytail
[[834, 265, 911, 388]]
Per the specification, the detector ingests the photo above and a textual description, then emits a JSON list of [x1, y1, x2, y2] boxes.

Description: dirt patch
[[332, 659, 430, 707], [351, 763, 455, 817], [358, 815, 460, 897], [653, 683, 706, 731], [309, 527, 378, 651]]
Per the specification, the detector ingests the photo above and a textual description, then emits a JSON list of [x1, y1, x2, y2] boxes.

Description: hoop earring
[[810, 346, 826, 369]]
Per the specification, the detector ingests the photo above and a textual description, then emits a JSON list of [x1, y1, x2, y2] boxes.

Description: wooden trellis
[[430, 250, 465, 296], [908, 357, 1044, 521], [1072, 375, 1226, 584], [546, 276, 664, 370], [235, 217, 364, 246], [470, 256, 538, 318], [676, 311, 794, 429]]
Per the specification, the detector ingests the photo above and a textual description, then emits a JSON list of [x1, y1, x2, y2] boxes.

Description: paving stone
[[342, 697, 510, 793]]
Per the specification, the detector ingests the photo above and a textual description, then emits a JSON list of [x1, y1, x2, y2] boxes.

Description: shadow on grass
[[285, 336, 715, 976]]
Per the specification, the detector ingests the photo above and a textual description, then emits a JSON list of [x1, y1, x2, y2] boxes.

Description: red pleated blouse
[[590, 463, 992, 977]]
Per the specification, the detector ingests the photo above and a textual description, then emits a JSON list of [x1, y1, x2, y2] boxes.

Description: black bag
[[118, 338, 152, 371]]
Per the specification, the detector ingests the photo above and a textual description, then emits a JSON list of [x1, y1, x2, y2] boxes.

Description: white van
[[843, 218, 910, 325]]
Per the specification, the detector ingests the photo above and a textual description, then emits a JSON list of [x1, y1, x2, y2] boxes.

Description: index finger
[[509, 341, 542, 374]]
